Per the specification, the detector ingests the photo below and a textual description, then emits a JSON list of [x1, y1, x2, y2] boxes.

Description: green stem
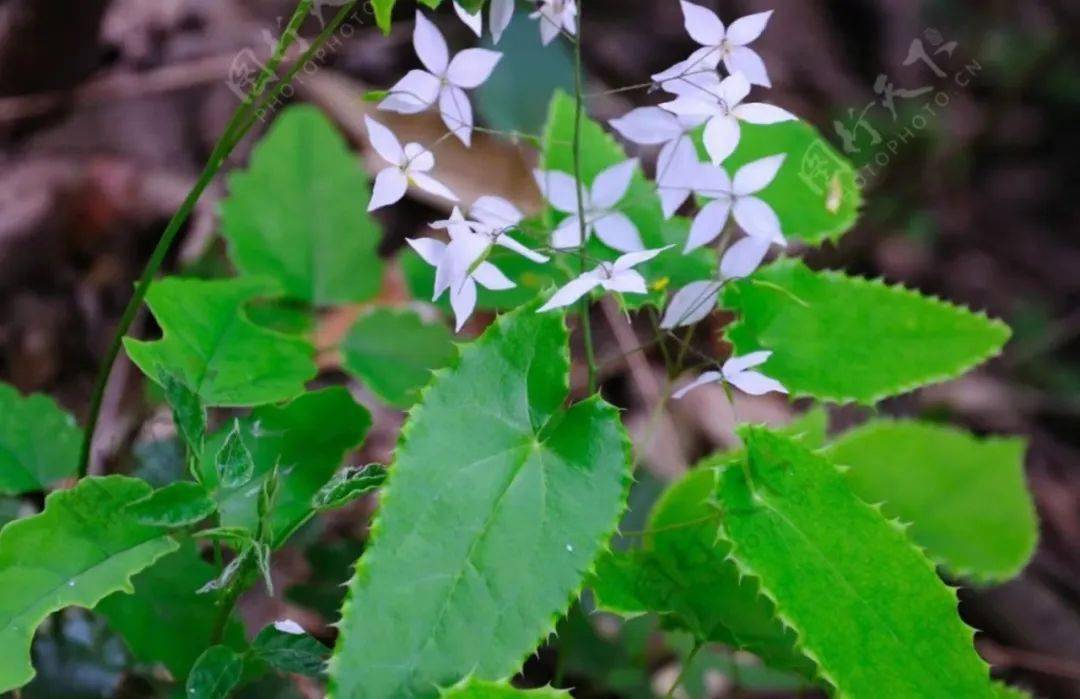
[[209, 555, 256, 645], [665, 641, 704, 699], [570, 5, 597, 394], [77, 0, 359, 477]]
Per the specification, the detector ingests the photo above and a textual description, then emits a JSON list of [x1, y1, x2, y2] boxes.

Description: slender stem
[[77, 0, 359, 477], [665, 641, 704, 699], [570, 1, 597, 394], [209, 555, 256, 645]]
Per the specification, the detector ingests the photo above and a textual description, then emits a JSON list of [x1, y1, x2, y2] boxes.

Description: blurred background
[[1, 0, 1078, 696]]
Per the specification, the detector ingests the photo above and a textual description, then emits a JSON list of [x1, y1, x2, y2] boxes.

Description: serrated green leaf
[[220, 105, 383, 306], [721, 259, 1011, 404], [0, 383, 81, 495], [0, 476, 178, 692], [828, 420, 1037, 583], [440, 677, 570, 698], [250, 624, 329, 678], [717, 426, 996, 698], [590, 467, 811, 677], [692, 120, 861, 246], [187, 645, 244, 699], [217, 419, 256, 488], [161, 371, 206, 454], [199, 388, 371, 544], [124, 276, 317, 407], [541, 91, 714, 308], [312, 464, 387, 512], [329, 306, 631, 698], [342, 308, 455, 408], [97, 541, 246, 679], [126, 481, 217, 527]]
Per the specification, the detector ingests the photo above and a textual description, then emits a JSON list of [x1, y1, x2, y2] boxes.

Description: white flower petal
[[672, 371, 724, 399], [273, 620, 305, 635], [533, 170, 582, 213], [473, 261, 516, 290], [733, 102, 796, 124], [679, 1, 726, 46], [380, 70, 441, 113], [694, 162, 733, 198], [685, 197, 733, 252], [726, 369, 787, 396], [447, 48, 502, 89], [655, 48, 724, 99], [726, 11, 772, 46], [406, 237, 447, 268], [439, 85, 474, 146], [702, 114, 741, 164], [551, 215, 584, 249], [403, 143, 435, 171], [410, 172, 458, 202], [538, 275, 601, 312], [414, 11, 449, 75], [369, 168, 409, 211], [609, 107, 684, 146], [364, 116, 404, 166], [603, 269, 648, 295], [471, 195, 523, 229], [496, 234, 549, 263], [660, 280, 722, 329], [732, 154, 786, 195], [733, 195, 784, 244], [659, 186, 692, 220], [657, 137, 699, 188], [591, 159, 638, 209], [536, 8, 562, 45], [435, 233, 489, 299], [453, 2, 483, 36], [490, 0, 515, 43], [660, 96, 718, 118], [719, 235, 770, 279], [719, 73, 751, 108], [724, 46, 771, 88], [449, 277, 478, 332], [593, 212, 644, 253], [612, 245, 671, 273], [723, 351, 773, 375]]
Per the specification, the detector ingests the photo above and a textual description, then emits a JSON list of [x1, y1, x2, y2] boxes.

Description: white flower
[[678, 2, 775, 87], [466, 195, 551, 264], [534, 159, 644, 253], [531, 0, 577, 45], [673, 351, 787, 398], [538, 247, 672, 313], [685, 154, 787, 252], [661, 73, 795, 164], [408, 236, 515, 332], [659, 237, 770, 329], [379, 12, 502, 146], [365, 117, 457, 211], [651, 52, 725, 100], [273, 619, 306, 635], [651, 135, 704, 220], [453, 0, 515, 43]]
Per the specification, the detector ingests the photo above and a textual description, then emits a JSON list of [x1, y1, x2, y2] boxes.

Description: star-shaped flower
[[365, 116, 457, 211], [538, 247, 672, 312], [454, 0, 515, 43], [534, 159, 644, 253], [677, 2, 775, 87], [407, 236, 515, 332], [659, 237, 770, 329], [379, 12, 502, 146], [661, 72, 794, 164], [531, 0, 578, 46], [673, 351, 787, 398], [685, 154, 787, 252]]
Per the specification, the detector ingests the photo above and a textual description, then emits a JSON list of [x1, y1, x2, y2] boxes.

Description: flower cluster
[[366, 1, 787, 399]]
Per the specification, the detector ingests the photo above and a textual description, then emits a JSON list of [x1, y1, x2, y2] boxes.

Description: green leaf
[[199, 388, 371, 544], [716, 426, 996, 698], [97, 541, 246, 679], [220, 105, 383, 306], [250, 624, 329, 678], [126, 481, 217, 527], [312, 464, 387, 512], [342, 308, 456, 408], [0, 383, 81, 495], [217, 419, 256, 488], [440, 677, 570, 698], [828, 420, 1037, 583], [124, 276, 317, 407], [329, 306, 631, 698], [590, 467, 811, 677], [693, 120, 862, 246], [541, 91, 715, 307], [187, 645, 244, 699], [0, 476, 179, 692], [161, 371, 206, 454], [373, 0, 444, 33], [721, 259, 1011, 404]]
